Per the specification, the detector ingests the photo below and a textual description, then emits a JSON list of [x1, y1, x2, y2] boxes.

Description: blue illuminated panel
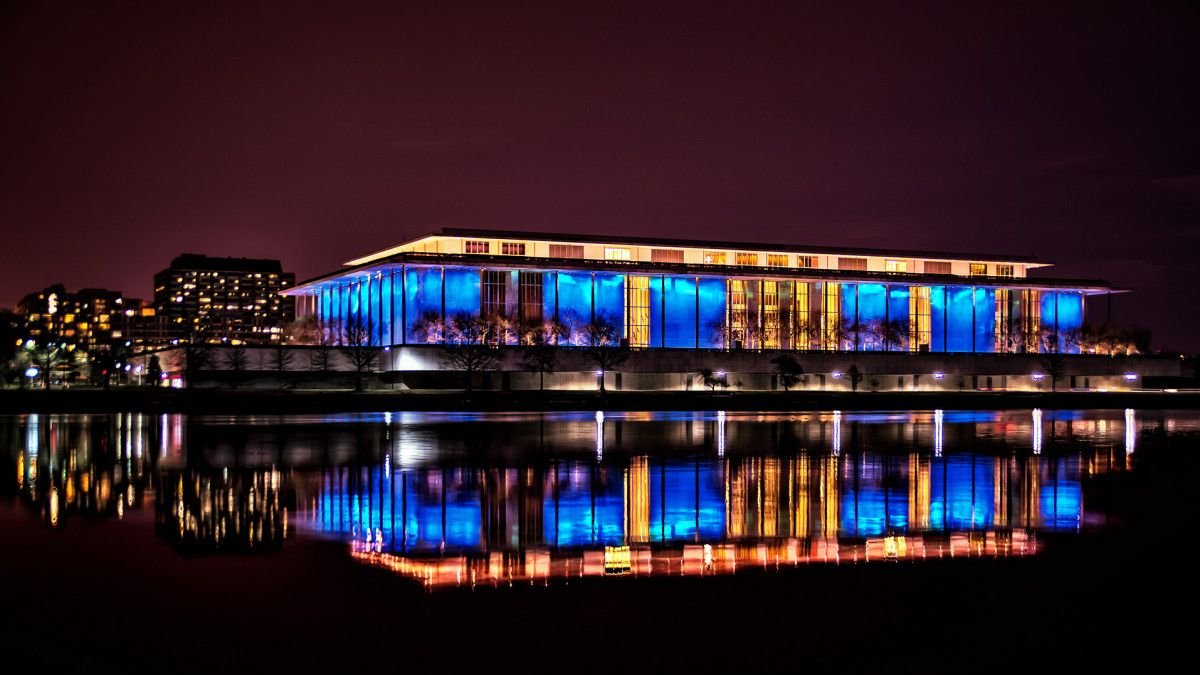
[[647, 276, 664, 348], [945, 286, 974, 352], [1038, 458, 1082, 531], [594, 272, 625, 329], [1041, 291, 1084, 353], [404, 267, 443, 343], [973, 287, 995, 354], [556, 272, 593, 343], [840, 486, 908, 536], [443, 267, 482, 319], [858, 283, 886, 351], [930, 456, 995, 529], [662, 276, 698, 348], [543, 464, 624, 547], [930, 285, 946, 352], [379, 273, 392, 345], [649, 462, 724, 541], [697, 278, 727, 348], [403, 471, 482, 551]]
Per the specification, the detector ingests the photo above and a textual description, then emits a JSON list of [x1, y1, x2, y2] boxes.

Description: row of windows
[[461, 240, 1017, 278]]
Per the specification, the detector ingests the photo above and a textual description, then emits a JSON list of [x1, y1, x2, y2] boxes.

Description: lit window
[[501, 242, 526, 255], [969, 263, 988, 276], [924, 261, 952, 275], [465, 240, 490, 254], [796, 256, 818, 268], [767, 254, 789, 267], [838, 257, 867, 271], [703, 251, 727, 264], [650, 248, 684, 263], [996, 264, 1014, 277], [604, 247, 631, 261], [885, 260, 908, 273], [735, 252, 759, 266]]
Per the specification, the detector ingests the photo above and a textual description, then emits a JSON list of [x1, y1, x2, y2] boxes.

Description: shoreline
[[2, 387, 1198, 414]]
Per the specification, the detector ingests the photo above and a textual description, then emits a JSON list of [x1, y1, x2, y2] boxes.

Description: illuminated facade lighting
[[284, 229, 1107, 355]]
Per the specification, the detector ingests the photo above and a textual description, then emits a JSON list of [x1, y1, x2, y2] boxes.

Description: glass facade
[[300, 263, 1091, 354]]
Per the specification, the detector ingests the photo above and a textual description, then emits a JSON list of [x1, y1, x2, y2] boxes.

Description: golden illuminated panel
[[822, 283, 840, 350], [625, 276, 651, 348], [762, 458, 779, 536], [1024, 289, 1041, 350], [792, 455, 810, 537], [626, 457, 650, 543], [993, 457, 1008, 528], [995, 289, 1011, 352], [729, 279, 749, 348], [908, 453, 930, 529], [794, 281, 810, 350], [728, 460, 747, 538], [761, 281, 780, 349], [820, 455, 839, 536], [909, 286, 931, 352]]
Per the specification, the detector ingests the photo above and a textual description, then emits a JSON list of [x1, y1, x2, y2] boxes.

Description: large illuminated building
[[287, 228, 1102, 355]]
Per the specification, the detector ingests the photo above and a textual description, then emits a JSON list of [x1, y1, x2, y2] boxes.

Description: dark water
[[5, 408, 1199, 670], [4, 409, 1184, 583]]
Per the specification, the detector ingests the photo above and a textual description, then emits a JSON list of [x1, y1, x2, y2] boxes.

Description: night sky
[[2, 2, 1197, 351]]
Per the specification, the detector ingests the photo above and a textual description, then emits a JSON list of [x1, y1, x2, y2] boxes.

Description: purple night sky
[[2, 2, 1197, 350]]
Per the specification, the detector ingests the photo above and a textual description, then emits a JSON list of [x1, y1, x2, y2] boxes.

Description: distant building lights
[[1031, 372, 1045, 381], [24, 367, 38, 379], [933, 371, 945, 379], [1124, 372, 1137, 382], [831, 371, 842, 378], [715, 370, 726, 378], [595, 370, 603, 376]]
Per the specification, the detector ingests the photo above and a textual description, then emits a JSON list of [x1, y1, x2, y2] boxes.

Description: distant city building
[[14, 284, 145, 350], [153, 254, 295, 344]]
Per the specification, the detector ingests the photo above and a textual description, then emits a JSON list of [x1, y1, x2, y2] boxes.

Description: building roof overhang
[[285, 251, 1117, 296], [344, 227, 1050, 267]]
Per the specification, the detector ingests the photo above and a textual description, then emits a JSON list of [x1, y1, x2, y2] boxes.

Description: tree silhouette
[[847, 364, 863, 393], [697, 367, 729, 391], [442, 312, 500, 392], [582, 314, 628, 392], [340, 316, 379, 391], [1040, 352, 1066, 392], [520, 322, 560, 390], [770, 354, 803, 391]]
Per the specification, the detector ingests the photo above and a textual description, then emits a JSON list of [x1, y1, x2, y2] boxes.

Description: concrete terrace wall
[[134, 345, 1183, 392]]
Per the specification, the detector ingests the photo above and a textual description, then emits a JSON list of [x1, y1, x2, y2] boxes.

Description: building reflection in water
[[3, 409, 1150, 577], [302, 410, 1130, 589]]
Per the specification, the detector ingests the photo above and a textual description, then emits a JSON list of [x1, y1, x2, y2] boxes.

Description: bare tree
[[340, 316, 379, 391], [582, 314, 628, 392], [411, 310, 445, 344], [520, 322, 560, 391], [269, 341, 294, 389], [305, 318, 338, 374], [225, 343, 249, 389], [181, 320, 214, 389], [442, 312, 501, 392], [1040, 352, 1066, 392]]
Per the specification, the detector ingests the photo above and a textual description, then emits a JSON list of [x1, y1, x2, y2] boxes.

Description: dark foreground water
[[4, 409, 1199, 671]]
